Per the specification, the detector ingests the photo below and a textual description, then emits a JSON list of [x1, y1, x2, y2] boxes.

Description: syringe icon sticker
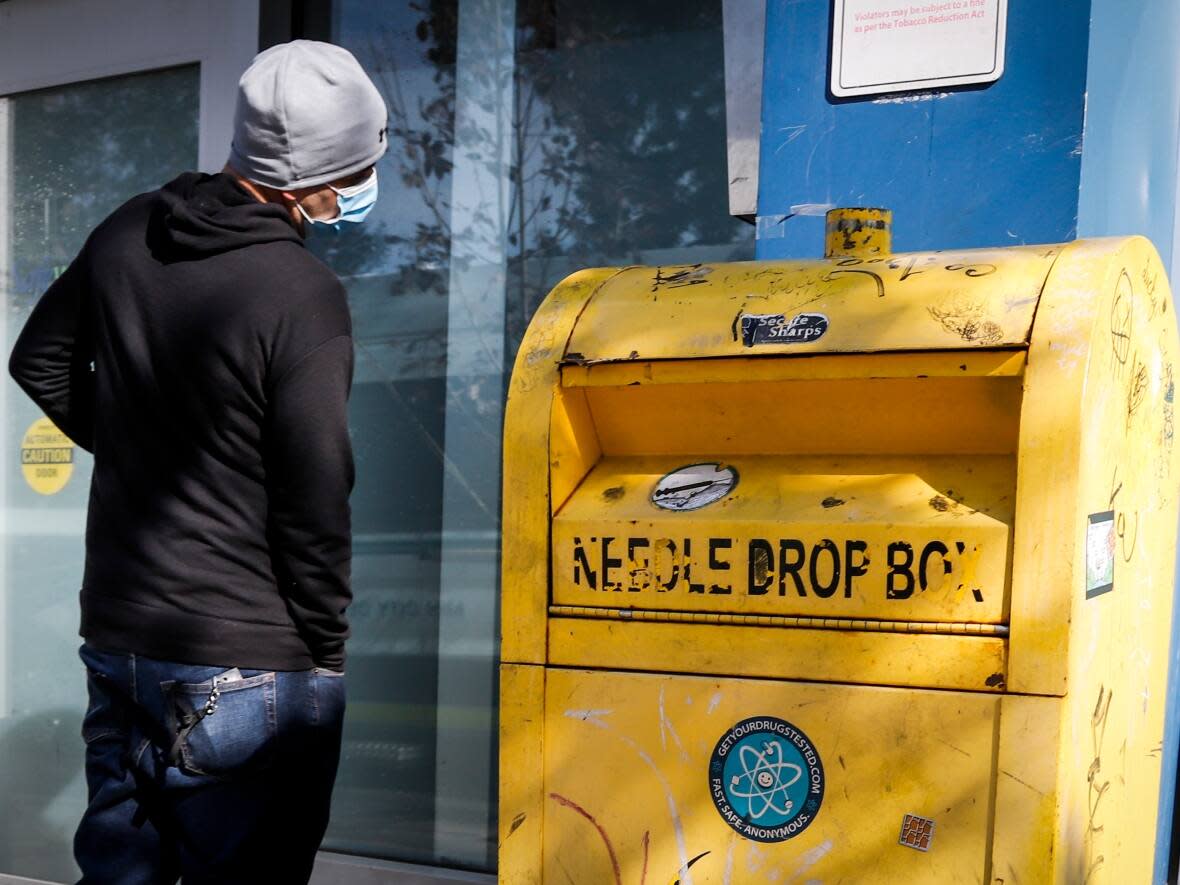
[[651, 463, 738, 511]]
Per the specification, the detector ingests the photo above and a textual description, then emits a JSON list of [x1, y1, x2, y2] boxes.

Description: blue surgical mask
[[299, 170, 378, 231]]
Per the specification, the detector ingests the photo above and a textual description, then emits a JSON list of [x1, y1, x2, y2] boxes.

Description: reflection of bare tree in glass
[[361, 0, 512, 495], [347, 0, 747, 360], [365, 1, 743, 310], [506, 9, 578, 347], [366, 0, 458, 299], [356, 0, 510, 519], [506, 1, 748, 352]]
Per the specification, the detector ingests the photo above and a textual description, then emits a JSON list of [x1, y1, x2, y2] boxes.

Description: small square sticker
[[899, 814, 935, 852], [1086, 511, 1116, 598]]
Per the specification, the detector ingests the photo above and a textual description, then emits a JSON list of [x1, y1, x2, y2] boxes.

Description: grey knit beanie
[[229, 40, 388, 190]]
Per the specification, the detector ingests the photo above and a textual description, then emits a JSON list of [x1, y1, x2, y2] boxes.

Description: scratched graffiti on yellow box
[[500, 232, 1180, 884]]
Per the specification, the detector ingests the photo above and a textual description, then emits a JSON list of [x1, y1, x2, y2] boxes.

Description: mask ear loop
[[330, 169, 378, 199], [296, 200, 342, 226], [295, 169, 376, 226]]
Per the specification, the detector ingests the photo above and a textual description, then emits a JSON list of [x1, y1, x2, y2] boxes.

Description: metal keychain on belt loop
[[203, 681, 220, 716], [168, 680, 221, 767]]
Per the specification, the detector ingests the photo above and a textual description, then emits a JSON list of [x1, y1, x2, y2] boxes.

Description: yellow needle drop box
[[499, 231, 1180, 883]]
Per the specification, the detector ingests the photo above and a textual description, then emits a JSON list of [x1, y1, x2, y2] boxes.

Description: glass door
[[317, 0, 752, 873], [0, 65, 199, 883]]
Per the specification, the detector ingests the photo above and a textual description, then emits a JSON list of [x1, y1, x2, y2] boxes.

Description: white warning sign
[[1085, 510, 1115, 599], [831, 0, 1008, 98]]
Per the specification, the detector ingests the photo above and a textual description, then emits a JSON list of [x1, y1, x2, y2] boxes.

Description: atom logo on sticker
[[728, 741, 802, 820], [709, 716, 824, 843]]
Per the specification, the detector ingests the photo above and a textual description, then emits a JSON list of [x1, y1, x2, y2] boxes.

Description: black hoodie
[[9, 173, 354, 670]]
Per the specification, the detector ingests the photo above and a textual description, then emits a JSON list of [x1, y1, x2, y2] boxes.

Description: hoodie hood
[[152, 172, 303, 257]]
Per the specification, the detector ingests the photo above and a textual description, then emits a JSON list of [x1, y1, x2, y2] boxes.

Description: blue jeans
[[74, 644, 345, 885]]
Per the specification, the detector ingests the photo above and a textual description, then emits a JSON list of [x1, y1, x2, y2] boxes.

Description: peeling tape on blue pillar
[[755, 0, 1090, 260]]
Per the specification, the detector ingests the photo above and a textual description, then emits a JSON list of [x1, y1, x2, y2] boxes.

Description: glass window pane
[[322, 0, 749, 872], [316, 0, 457, 867], [507, 0, 754, 354], [0, 65, 200, 883]]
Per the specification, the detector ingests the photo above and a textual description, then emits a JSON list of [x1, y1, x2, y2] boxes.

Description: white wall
[[0, 4, 258, 879], [0, 0, 259, 171]]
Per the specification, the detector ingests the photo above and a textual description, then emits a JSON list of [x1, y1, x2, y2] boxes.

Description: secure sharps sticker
[[651, 463, 737, 512], [1086, 510, 1115, 599], [709, 716, 824, 843], [740, 312, 829, 346]]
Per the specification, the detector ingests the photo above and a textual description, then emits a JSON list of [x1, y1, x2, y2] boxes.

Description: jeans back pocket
[[81, 668, 124, 745], [165, 671, 278, 777]]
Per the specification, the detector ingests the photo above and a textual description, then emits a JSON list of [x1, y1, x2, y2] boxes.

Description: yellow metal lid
[[563, 244, 1063, 364]]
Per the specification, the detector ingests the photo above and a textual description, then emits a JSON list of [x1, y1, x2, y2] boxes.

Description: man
[[8, 40, 386, 884]]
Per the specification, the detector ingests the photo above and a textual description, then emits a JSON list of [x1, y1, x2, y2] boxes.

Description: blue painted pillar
[[755, 1, 1180, 878], [755, 0, 1091, 260], [1077, 4, 1180, 880], [1078, 0, 1180, 283]]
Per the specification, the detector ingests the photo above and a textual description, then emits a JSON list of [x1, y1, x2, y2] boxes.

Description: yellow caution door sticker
[[20, 416, 75, 495]]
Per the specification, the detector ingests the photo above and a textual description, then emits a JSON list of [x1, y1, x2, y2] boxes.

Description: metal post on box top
[[825, 207, 892, 259]]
